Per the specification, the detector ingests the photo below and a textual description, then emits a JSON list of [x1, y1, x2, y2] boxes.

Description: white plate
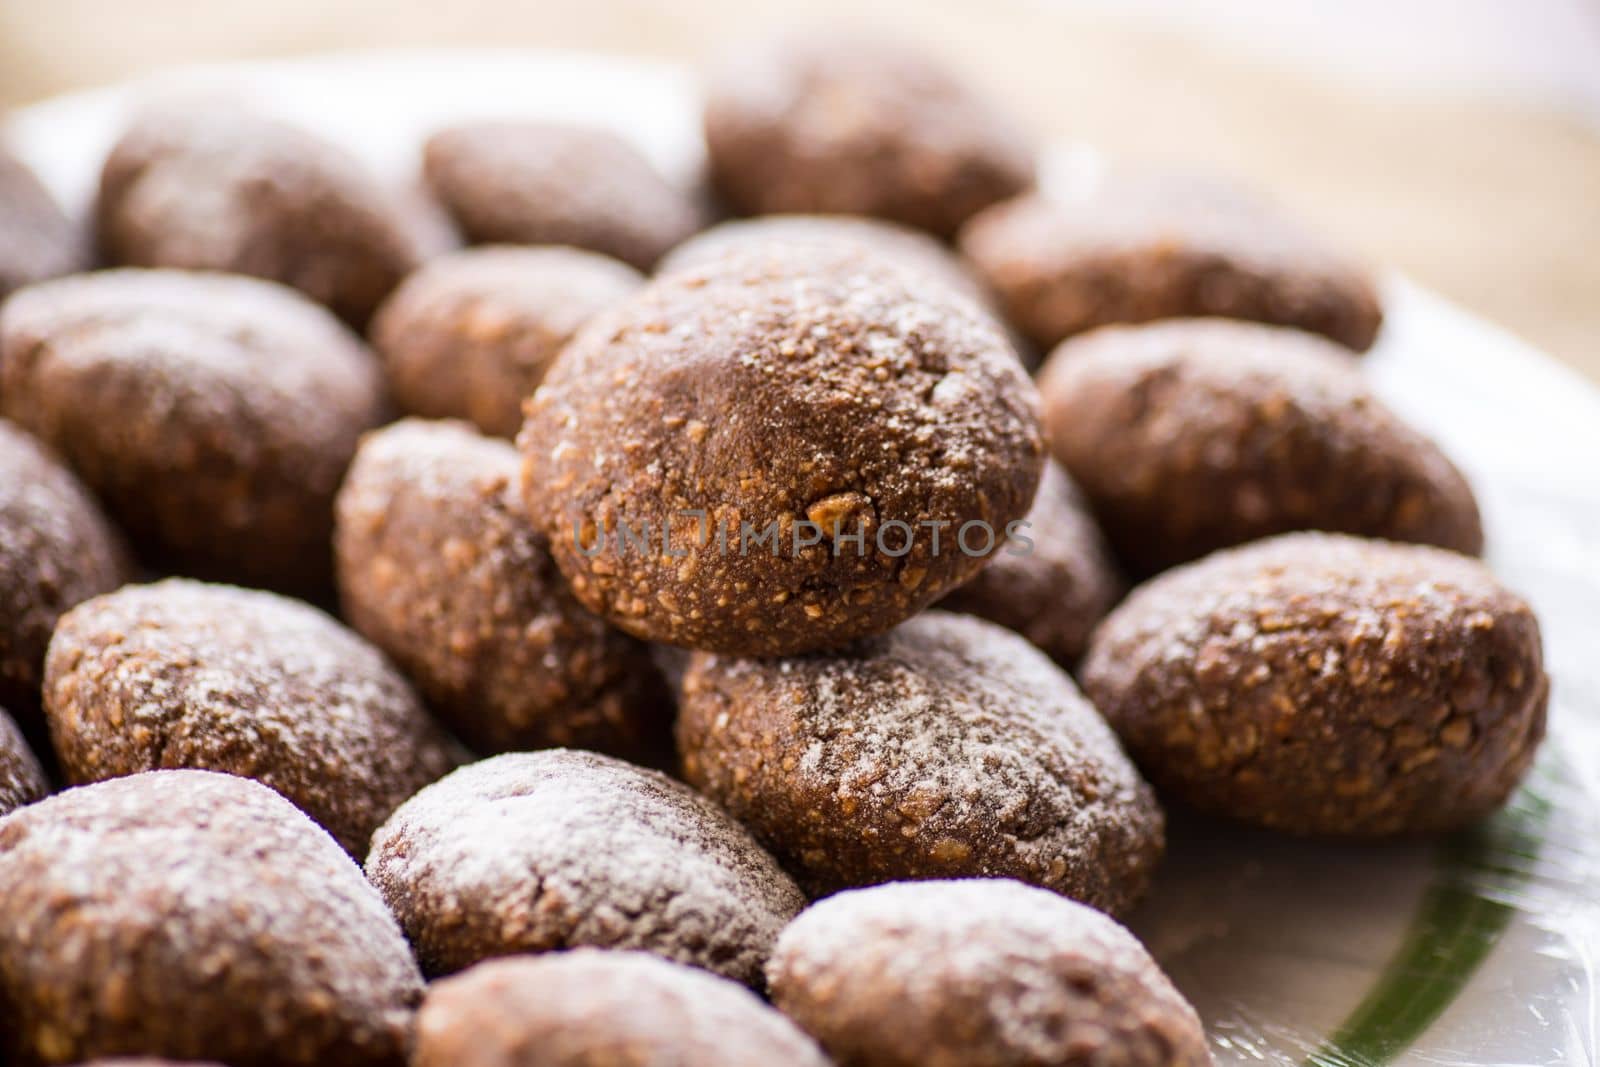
[[6, 48, 1597, 1067]]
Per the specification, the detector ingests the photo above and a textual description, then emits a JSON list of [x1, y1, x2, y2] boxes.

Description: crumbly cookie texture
[[704, 31, 1035, 237], [96, 102, 425, 326], [0, 707, 47, 818], [0, 770, 422, 1067], [1037, 318, 1482, 575], [1080, 532, 1547, 835], [939, 461, 1123, 665], [0, 269, 388, 596], [44, 578, 458, 855], [519, 245, 1044, 656], [336, 420, 670, 761], [770, 880, 1211, 1067], [371, 247, 643, 438], [366, 750, 806, 987], [959, 172, 1382, 351], [423, 120, 701, 270], [0, 418, 131, 735], [0, 144, 88, 301], [677, 611, 1163, 913], [413, 951, 832, 1067]]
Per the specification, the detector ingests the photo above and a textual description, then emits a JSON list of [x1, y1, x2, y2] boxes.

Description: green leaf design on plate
[[1302, 776, 1556, 1067]]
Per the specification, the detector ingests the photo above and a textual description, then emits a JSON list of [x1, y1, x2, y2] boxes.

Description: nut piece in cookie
[[704, 30, 1035, 238], [1080, 532, 1547, 835], [44, 578, 457, 855], [939, 461, 1123, 666], [0, 143, 88, 300], [677, 611, 1163, 913], [1038, 319, 1482, 575], [372, 247, 643, 438], [414, 951, 831, 1067], [0, 770, 422, 1067], [423, 120, 701, 271], [519, 245, 1044, 656], [337, 419, 669, 760], [0, 418, 131, 738], [367, 750, 805, 987], [96, 102, 426, 327], [960, 171, 1383, 352], [769, 879, 1210, 1067], [0, 269, 388, 595]]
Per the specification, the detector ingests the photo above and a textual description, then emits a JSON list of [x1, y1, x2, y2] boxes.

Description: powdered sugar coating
[[414, 951, 831, 1067], [1081, 532, 1547, 834], [0, 144, 87, 300], [0, 269, 389, 594], [770, 879, 1209, 1067], [371, 246, 644, 438], [0, 770, 422, 1066], [43, 578, 458, 855], [336, 419, 669, 760], [0, 706, 47, 817], [520, 244, 1044, 656], [678, 611, 1162, 913], [366, 750, 806, 987], [0, 418, 131, 733]]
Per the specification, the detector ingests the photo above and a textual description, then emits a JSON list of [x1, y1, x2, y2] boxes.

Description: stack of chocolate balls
[[0, 25, 1547, 1067]]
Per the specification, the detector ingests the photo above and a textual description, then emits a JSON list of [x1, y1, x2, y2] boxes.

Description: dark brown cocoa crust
[[414, 952, 831, 1067], [0, 269, 389, 596], [1080, 533, 1547, 835], [519, 245, 1044, 656], [658, 213, 1039, 368], [96, 103, 424, 327], [0, 771, 422, 1067], [43, 578, 458, 855], [371, 246, 643, 438], [0, 707, 47, 818], [676, 612, 1163, 913], [336, 420, 671, 760], [422, 121, 702, 271], [0, 144, 89, 301], [0, 419, 132, 737], [703, 31, 1035, 239], [769, 880, 1210, 1067], [1037, 319, 1483, 576], [939, 461, 1123, 666], [366, 750, 806, 986], [959, 176, 1384, 352]]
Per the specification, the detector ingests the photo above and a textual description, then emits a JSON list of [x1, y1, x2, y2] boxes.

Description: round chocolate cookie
[[0, 770, 421, 1066], [959, 171, 1384, 352], [703, 31, 1035, 238], [1037, 319, 1483, 575], [938, 461, 1122, 666], [0, 143, 88, 301], [0, 706, 47, 818], [415, 951, 831, 1067], [96, 102, 424, 326], [769, 879, 1209, 1067], [336, 420, 669, 760], [371, 246, 644, 438], [0, 269, 388, 594], [1080, 532, 1548, 835], [422, 120, 701, 271], [43, 578, 457, 855], [0, 418, 131, 736], [519, 245, 1045, 656], [366, 749, 805, 986], [677, 611, 1162, 912]]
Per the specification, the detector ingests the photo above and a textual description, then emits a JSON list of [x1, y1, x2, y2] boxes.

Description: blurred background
[[2, 0, 1596, 380]]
